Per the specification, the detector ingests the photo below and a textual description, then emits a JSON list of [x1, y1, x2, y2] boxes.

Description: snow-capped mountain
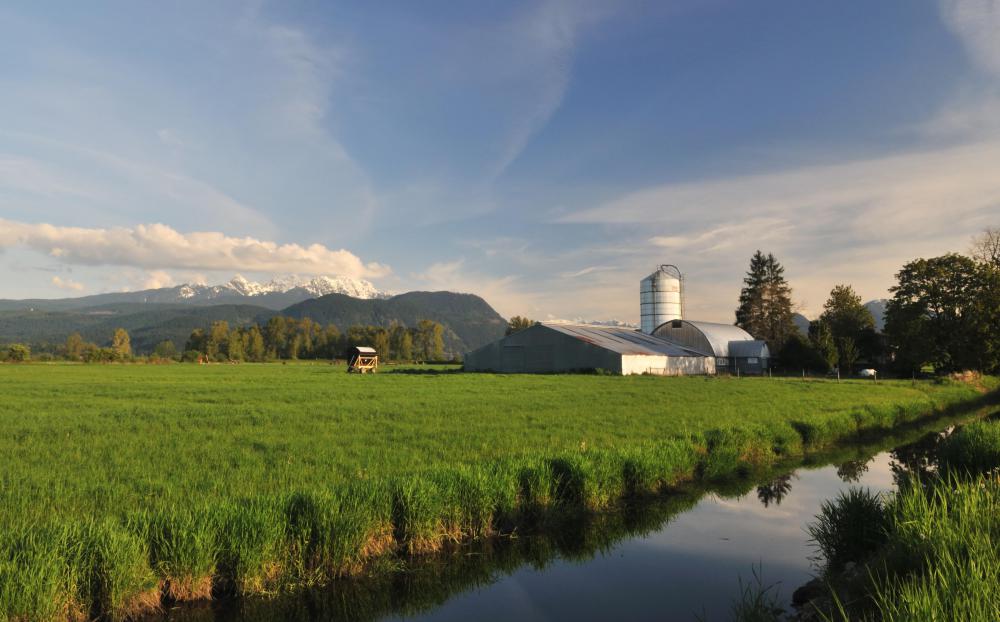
[[177, 275, 385, 301]]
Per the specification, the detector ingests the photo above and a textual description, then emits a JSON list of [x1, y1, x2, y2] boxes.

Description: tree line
[[182, 316, 446, 363], [1, 317, 448, 364], [733, 227, 1000, 375]]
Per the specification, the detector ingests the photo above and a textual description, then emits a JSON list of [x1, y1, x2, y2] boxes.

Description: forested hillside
[[0, 291, 507, 356]]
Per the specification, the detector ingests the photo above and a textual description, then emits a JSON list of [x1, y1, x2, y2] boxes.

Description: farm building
[[463, 323, 716, 376], [652, 319, 770, 375]]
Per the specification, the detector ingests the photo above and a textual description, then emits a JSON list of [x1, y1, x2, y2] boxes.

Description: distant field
[[0, 363, 993, 620]]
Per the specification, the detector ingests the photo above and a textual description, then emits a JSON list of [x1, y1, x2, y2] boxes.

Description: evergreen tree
[[735, 251, 796, 350]]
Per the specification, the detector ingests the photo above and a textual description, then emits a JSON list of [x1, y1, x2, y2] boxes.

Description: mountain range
[[0, 276, 506, 356], [0, 275, 387, 313]]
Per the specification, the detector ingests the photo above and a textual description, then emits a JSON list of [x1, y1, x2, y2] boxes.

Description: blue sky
[[2, 0, 999, 322]]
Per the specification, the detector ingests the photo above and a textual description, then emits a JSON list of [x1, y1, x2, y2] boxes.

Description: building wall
[[464, 325, 623, 373], [628, 355, 716, 376], [464, 325, 715, 376]]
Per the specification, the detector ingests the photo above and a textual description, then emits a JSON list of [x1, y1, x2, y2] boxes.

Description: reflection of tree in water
[[836, 458, 870, 483], [756, 474, 794, 508], [888, 426, 954, 489]]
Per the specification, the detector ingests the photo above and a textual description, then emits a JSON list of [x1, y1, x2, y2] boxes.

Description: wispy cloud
[[489, 0, 614, 178], [940, 0, 1000, 77], [0, 219, 390, 279]]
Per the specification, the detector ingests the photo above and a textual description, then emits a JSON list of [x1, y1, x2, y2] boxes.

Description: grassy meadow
[[0, 363, 995, 620]]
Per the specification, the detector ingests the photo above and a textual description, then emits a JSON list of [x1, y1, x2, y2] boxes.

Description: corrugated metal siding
[[653, 320, 755, 358]]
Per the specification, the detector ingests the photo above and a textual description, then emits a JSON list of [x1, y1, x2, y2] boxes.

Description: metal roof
[[657, 320, 755, 357], [728, 340, 770, 358], [352, 346, 377, 354], [541, 323, 708, 357]]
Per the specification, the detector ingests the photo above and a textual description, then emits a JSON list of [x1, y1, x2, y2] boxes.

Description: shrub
[[808, 488, 888, 571]]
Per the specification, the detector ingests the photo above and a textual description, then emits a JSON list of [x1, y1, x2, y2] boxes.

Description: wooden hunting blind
[[347, 346, 378, 373]]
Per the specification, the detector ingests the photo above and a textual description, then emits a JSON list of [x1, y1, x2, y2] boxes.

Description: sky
[[1, 0, 999, 322]]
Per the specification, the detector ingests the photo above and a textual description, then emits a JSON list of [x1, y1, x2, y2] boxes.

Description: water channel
[[157, 410, 992, 622]]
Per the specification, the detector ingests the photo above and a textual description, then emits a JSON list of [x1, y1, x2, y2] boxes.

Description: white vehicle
[[858, 368, 877, 378]]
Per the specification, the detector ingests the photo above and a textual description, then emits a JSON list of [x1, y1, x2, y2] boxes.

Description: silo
[[640, 265, 683, 334]]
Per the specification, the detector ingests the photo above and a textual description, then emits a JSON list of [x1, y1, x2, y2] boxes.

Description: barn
[[652, 319, 770, 375], [463, 323, 715, 376]]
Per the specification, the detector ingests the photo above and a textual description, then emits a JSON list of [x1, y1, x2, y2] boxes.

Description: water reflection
[[835, 459, 869, 483], [154, 413, 989, 622], [756, 474, 794, 508]]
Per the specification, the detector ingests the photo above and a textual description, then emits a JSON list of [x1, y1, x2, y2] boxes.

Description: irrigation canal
[[155, 411, 992, 622]]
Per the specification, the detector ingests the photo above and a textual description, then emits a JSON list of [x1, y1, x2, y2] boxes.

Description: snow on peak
[[206, 274, 385, 299]]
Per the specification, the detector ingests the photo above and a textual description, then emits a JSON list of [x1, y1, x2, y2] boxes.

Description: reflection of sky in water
[[389, 453, 898, 622]]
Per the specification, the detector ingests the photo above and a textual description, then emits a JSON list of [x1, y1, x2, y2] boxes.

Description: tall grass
[[0, 365, 991, 619], [805, 416, 1000, 621]]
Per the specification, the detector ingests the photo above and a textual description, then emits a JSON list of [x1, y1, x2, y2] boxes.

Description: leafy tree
[[264, 316, 288, 359], [809, 321, 838, 372], [816, 284, 876, 369], [372, 328, 390, 360], [505, 316, 536, 336], [153, 340, 177, 359], [228, 329, 246, 361], [389, 323, 412, 361], [7, 343, 30, 362], [735, 251, 796, 351], [885, 254, 985, 373], [185, 329, 207, 355], [970, 226, 1000, 267], [415, 319, 445, 361], [207, 321, 230, 361], [111, 328, 132, 361], [777, 333, 826, 372], [837, 337, 860, 372], [247, 326, 266, 362], [64, 332, 85, 361]]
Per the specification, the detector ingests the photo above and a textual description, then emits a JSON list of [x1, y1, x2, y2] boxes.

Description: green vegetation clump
[[0, 365, 990, 620], [800, 416, 1000, 621]]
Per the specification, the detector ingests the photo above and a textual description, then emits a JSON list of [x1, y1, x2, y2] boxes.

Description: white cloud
[[0, 220, 390, 279], [940, 0, 1000, 77], [50, 275, 84, 291], [141, 270, 175, 289]]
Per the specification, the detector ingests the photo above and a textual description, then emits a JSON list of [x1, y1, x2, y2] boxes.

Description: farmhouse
[[463, 323, 715, 376]]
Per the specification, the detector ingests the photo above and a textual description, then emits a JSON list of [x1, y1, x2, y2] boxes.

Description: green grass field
[[0, 363, 994, 620]]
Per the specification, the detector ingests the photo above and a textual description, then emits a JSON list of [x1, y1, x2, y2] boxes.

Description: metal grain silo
[[640, 264, 683, 334]]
